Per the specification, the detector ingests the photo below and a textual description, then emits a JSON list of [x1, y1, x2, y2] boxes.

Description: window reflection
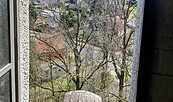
[[0, 71, 11, 102], [0, 0, 9, 69]]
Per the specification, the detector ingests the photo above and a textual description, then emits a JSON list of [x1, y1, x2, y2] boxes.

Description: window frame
[[10, 0, 16, 101], [0, 0, 16, 101]]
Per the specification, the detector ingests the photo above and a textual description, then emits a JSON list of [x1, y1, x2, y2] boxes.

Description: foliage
[[29, 4, 41, 29], [29, 0, 137, 102], [60, 10, 77, 27]]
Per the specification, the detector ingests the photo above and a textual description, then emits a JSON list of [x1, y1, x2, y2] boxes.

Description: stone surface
[[129, 0, 145, 102], [18, 0, 30, 101], [63, 90, 102, 102]]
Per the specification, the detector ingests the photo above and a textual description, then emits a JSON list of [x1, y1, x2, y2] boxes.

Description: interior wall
[[137, 0, 173, 102]]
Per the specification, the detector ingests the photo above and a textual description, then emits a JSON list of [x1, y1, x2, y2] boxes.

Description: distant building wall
[[40, 0, 58, 10]]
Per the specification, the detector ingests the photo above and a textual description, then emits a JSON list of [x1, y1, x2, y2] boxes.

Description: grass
[[30, 75, 75, 102]]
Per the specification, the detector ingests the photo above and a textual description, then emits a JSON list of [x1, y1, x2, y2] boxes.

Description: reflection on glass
[[0, 0, 9, 69], [0, 71, 11, 102]]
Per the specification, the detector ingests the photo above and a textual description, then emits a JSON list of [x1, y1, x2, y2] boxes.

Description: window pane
[[0, 0, 10, 69], [0, 71, 11, 102]]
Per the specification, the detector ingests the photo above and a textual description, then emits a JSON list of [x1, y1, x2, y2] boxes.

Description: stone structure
[[130, 0, 173, 102], [18, 0, 30, 101], [129, 0, 145, 102], [63, 90, 102, 102]]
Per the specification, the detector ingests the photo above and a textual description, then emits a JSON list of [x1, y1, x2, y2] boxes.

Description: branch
[[86, 80, 128, 102], [79, 29, 94, 53], [125, 30, 134, 49], [34, 35, 67, 66], [80, 59, 112, 89], [30, 74, 68, 93], [111, 55, 120, 78]]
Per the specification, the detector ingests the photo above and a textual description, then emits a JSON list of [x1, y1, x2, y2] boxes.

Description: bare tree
[[83, 0, 136, 101], [29, 0, 137, 101], [102, 0, 136, 101]]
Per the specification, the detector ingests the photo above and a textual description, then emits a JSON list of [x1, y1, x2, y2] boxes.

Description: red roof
[[34, 34, 67, 59]]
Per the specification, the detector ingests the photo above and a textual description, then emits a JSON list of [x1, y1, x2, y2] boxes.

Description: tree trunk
[[50, 64, 55, 96], [118, 14, 127, 101], [75, 68, 80, 90], [74, 50, 81, 90], [118, 71, 124, 102]]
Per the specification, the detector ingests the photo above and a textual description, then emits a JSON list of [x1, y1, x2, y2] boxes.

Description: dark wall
[[137, 0, 173, 102]]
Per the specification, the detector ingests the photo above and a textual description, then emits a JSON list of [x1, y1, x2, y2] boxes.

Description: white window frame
[[0, 0, 16, 101]]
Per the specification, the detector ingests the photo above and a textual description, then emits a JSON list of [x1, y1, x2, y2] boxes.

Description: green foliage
[[60, 10, 77, 27], [101, 72, 114, 89], [30, 75, 75, 102], [90, 0, 104, 14], [29, 0, 136, 101], [29, 4, 42, 29], [29, 4, 41, 22]]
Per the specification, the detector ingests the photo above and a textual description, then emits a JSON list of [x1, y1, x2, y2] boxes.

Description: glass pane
[[0, 71, 11, 102], [0, 0, 10, 69]]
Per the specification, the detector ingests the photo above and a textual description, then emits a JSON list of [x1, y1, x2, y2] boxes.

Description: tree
[[30, 0, 109, 101], [102, 0, 136, 101], [29, 0, 137, 101], [81, 0, 136, 101]]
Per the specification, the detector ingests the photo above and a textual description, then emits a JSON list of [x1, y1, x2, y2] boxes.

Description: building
[[130, 0, 173, 102], [40, 0, 58, 10]]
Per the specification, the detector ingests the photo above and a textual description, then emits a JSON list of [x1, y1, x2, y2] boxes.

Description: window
[[0, 72, 11, 101], [0, 0, 16, 101], [29, 0, 137, 101]]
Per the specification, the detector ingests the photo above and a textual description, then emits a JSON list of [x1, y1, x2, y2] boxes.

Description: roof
[[33, 34, 67, 56]]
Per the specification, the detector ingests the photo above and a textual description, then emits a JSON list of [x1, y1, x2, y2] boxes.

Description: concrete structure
[[130, 0, 173, 102]]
